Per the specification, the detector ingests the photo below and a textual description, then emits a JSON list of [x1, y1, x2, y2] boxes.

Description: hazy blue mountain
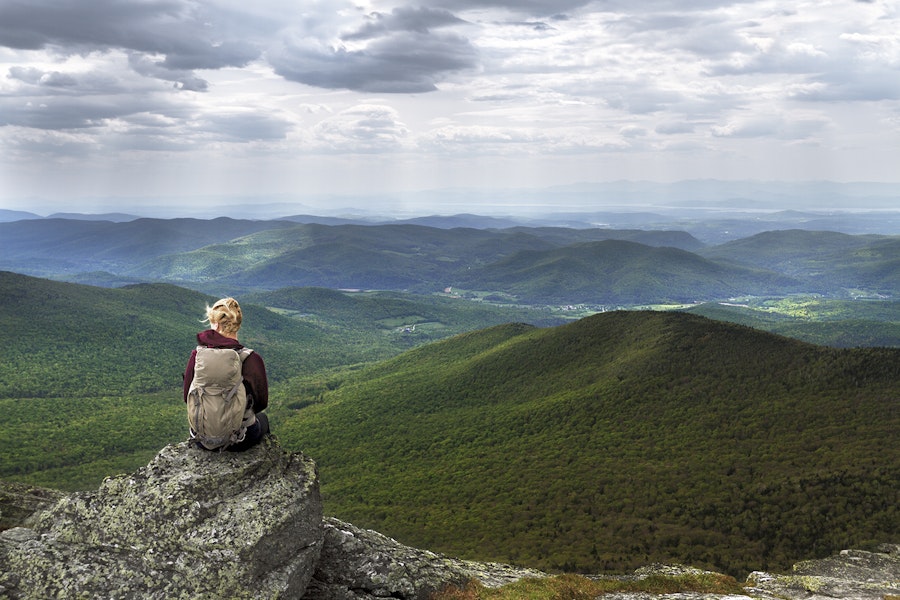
[[0, 209, 41, 222], [45, 212, 142, 222], [0, 217, 296, 278], [277, 214, 384, 226], [1, 216, 896, 304], [395, 214, 526, 229]]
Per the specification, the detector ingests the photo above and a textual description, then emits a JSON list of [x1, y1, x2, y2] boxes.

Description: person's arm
[[243, 352, 269, 412], [183, 349, 198, 402]]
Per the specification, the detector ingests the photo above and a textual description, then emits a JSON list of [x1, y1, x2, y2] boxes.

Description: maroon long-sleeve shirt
[[183, 329, 269, 412]]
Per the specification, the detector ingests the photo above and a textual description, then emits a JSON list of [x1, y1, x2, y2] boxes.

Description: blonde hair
[[204, 297, 242, 336]]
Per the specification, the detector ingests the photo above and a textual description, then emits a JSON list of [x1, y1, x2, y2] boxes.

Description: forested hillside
[[0, 272, 555, 488], [457, 240, 800, 303], [275, 311, 899, 578], [698, 230, 900, 294], [0, 272, 557, 398], [0, 272, 323, 397]]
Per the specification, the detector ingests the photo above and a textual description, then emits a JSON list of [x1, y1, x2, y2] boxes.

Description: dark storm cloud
[[0, 0, 484, 94], [0, 0, 179, 50], [271, 7, 479, 94], [271, 31, 478, 93], [0, 0, 261, 87], [0, 0, 261, 66]]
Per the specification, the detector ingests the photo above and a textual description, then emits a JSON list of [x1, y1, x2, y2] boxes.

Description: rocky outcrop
[[0, 481, 64, 532], [1, 440, 897, 600], [0, 438, 323, 599], [305, 517, 546, 600], [589, 549, 900, 599], [746, 544, 900, 600]]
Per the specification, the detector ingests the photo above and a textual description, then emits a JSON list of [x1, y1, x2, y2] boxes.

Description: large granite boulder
[[0, 437, 323, 599]]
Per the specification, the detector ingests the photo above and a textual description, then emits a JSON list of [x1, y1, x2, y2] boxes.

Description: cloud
[[711, 114, 827, 140], [0, 92, 162, 130], [707, 40, 830, 76], [619, 125, 648, 138], [269, 6, 480, 93], [311, 104, 410, 152], [0, 50, 179, 130], [125, 53, 208, 92], [271, 30, 479, 93], [0, 0, 264, 94], [792, 68, 900, 102], [9, 67, 78, 88], [422, 0, 594, 17], [420, 124, 549, 151], [655, 121, 697, 135], [0, 0, 897, 198], [0, 0, 267, 67], [700, 2, 900, 104], [196, 111, 293, 142], [344, 6, 468, 40]]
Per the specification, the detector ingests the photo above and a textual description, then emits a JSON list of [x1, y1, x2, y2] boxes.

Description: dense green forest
[[1, 271, 897, 580], [273, 312, 899, 578]]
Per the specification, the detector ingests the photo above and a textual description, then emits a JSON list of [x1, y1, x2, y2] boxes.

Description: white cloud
[[311, 104, 410, 152]]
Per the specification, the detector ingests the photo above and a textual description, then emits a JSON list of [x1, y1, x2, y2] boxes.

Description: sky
[[1, 0, 899, 216]]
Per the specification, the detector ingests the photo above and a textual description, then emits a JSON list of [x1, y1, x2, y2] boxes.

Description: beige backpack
[[187, 346, 254, 450]]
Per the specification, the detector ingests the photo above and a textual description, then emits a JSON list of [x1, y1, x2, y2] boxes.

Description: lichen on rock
[[0, 437, 323, 600], [745, 544, 900, 600]]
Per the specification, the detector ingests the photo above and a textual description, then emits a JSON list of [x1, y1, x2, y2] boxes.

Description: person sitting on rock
[[183, 297, 270, 451]]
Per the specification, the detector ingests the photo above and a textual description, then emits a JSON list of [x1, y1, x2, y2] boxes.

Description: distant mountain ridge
[[0, 217, 298, 278], [5, 216, 896, 303], [458, 239, 799, 303], [699, 230, 900, 292], [0, 209, 41, 222]]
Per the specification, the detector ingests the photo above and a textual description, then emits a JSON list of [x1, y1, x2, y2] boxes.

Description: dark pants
[[226, 412, 270, 452]]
